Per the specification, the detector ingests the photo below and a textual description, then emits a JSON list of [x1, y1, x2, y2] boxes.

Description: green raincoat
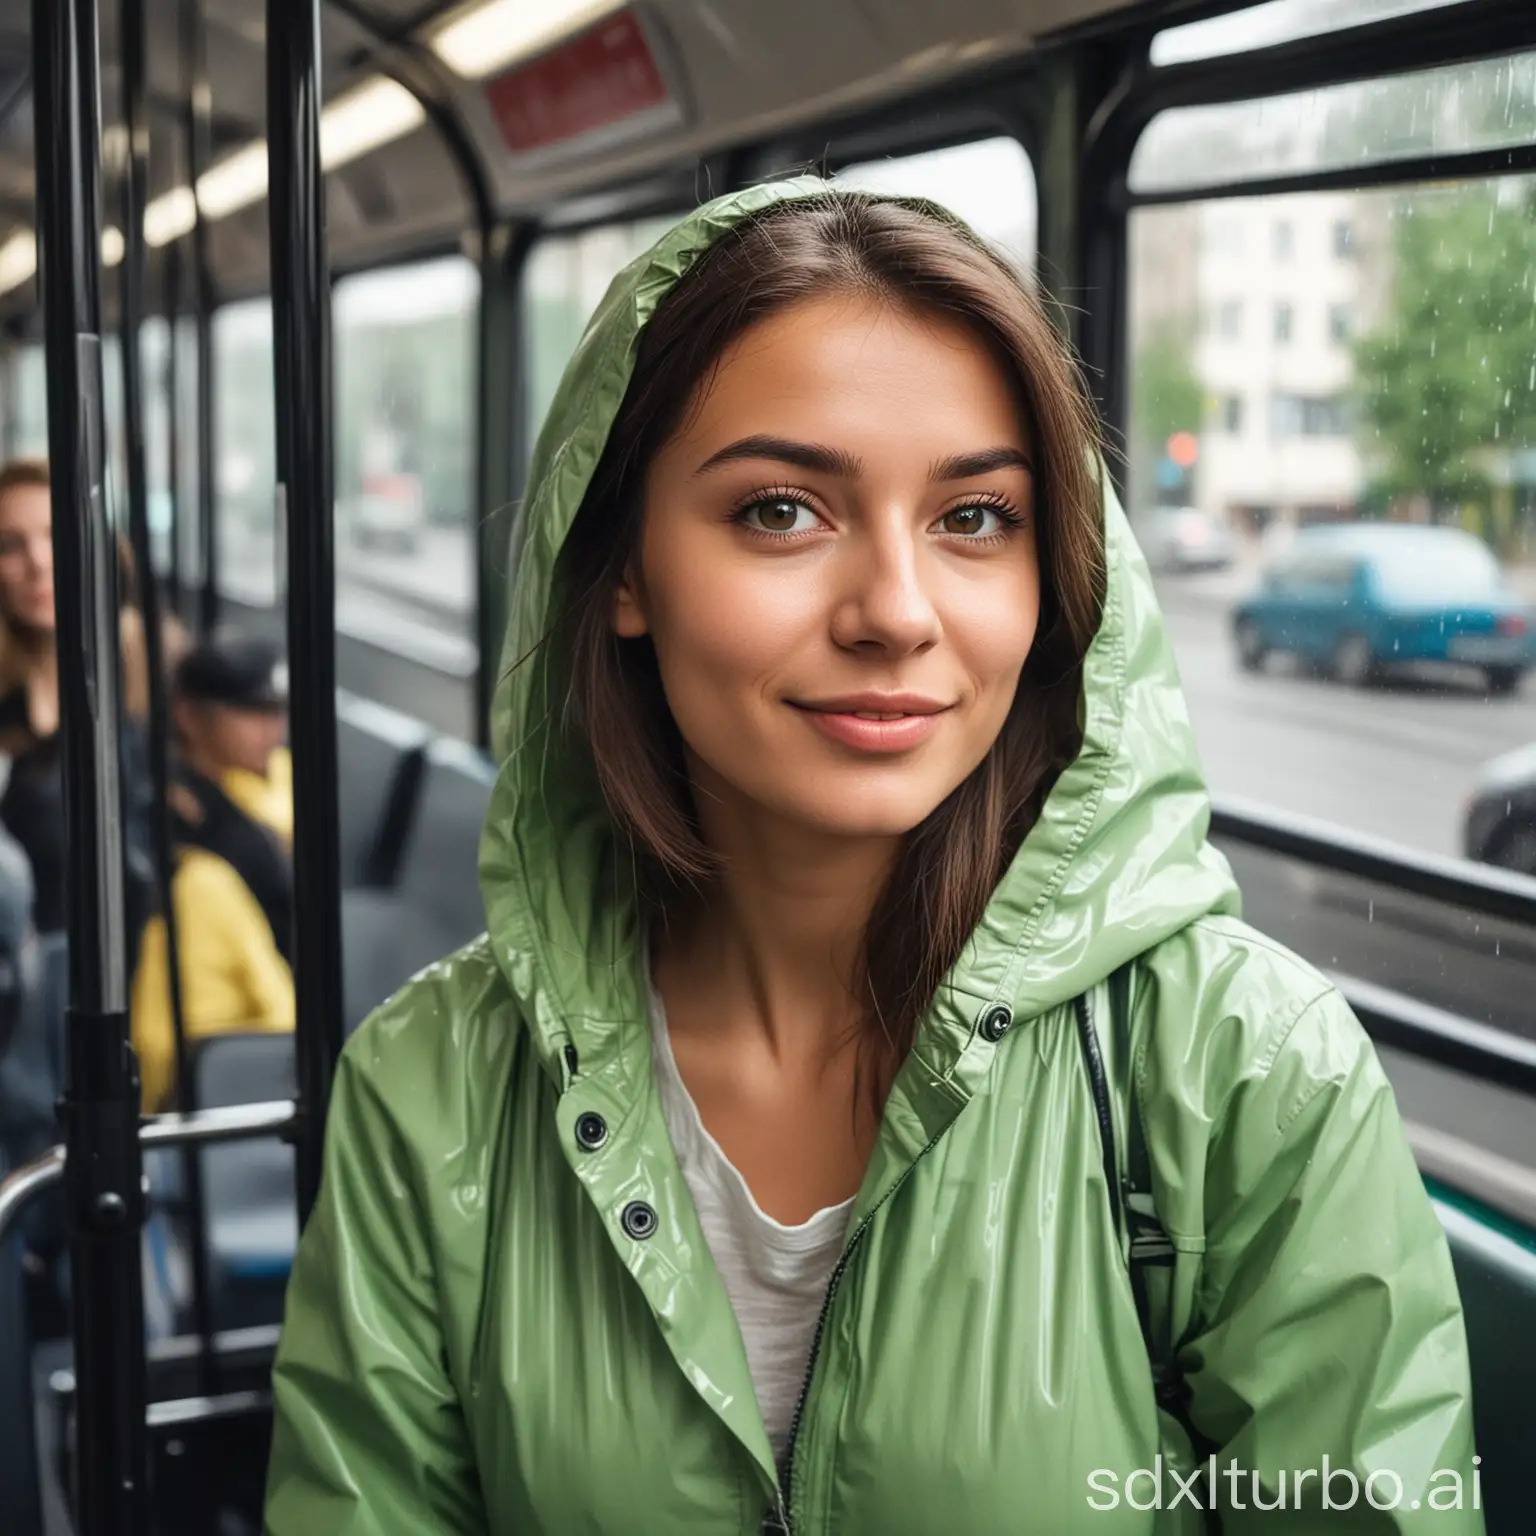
[[264, 181, 1480, 1534]]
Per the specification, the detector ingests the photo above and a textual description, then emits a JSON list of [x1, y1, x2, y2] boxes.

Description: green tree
[[1354, 181, 1536, 517], [1129, 320, 1204, 510]]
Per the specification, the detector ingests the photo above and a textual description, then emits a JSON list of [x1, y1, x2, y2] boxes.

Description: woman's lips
[[792, 704, 947, 753]]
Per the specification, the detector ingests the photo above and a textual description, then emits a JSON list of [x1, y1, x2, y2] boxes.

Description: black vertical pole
[[120, 0, 217, 1395], [32, 0, 149, 1529], [181, 0, 217, 635], [267, 0, 344, 1223]]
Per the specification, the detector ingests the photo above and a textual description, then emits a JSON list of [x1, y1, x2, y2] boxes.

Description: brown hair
[[557, 194, 1105, 1093], [0, 456, 150, 720], [0, 456, 50, 501]]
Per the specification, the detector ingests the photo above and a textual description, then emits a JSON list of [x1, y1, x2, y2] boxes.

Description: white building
[[1193, 190, 1373, 533]]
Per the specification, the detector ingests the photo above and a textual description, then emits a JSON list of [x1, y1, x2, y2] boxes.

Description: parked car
[[1231, 523, 1534, 694], [346, 470, 426, 554], [1464, 742, 1536, 875], [1144, 506, 1234, 572]]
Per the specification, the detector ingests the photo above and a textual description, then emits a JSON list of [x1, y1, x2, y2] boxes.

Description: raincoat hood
[[480, 175, 1240, 1084]]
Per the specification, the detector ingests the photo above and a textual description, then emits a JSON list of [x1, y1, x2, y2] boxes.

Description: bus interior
[[0, 0, 1533, 1530]]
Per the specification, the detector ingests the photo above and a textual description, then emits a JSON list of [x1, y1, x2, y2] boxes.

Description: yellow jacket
[[132, 748, 294, 1113]]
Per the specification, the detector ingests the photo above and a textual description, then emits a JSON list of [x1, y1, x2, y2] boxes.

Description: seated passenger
[[0, 457, 155, 942], [132, 635, 293, 1113]]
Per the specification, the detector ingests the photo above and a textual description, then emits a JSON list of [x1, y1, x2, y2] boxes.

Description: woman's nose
[[829, 530, 942, 655]]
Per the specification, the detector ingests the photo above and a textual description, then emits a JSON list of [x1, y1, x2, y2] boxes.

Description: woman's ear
[[612, 563, 649, 638]]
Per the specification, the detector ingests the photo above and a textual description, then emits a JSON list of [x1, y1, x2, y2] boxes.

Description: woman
[[0, 457, 152, 935], [265, 184, 1479, 1533]]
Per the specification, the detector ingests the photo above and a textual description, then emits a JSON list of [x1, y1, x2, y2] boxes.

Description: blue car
[[1231, 523, 1535, 695]]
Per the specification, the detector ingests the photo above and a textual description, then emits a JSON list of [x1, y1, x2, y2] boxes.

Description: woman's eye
[[940, 504, 1007, 537], [740, 497, 819, 535]]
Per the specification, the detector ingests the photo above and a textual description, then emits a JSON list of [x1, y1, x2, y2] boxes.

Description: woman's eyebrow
[[928, 447, 1035, 481], [693, 435, 864, 479]]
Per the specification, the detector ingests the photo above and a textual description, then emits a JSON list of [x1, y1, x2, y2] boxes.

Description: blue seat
[[336, 693, 432, 889], [144, 1032, 298, 1333], [341, 737, 496, 1030], [1430, 1190, 1536, 1532], [193, 1032, 297, 1326]]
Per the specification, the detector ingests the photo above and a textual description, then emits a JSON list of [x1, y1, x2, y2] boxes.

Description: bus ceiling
[[0, 0, 1207, 321]]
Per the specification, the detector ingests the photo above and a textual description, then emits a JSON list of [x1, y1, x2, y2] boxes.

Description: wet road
[[1155, 571, 1536, 861]]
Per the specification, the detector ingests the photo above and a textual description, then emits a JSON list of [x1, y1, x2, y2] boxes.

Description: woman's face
[[617, 294, 1041, 844], [0, 484, 56, 632]]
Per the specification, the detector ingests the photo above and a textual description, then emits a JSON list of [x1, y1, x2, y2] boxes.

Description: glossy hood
[[478, 176, 1240, 1082]]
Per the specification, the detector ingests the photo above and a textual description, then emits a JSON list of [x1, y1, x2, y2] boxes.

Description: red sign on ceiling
[[483, 9, 671, 155]]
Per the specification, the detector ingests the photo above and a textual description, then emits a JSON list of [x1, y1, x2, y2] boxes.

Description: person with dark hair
[[131, 633, 293, 1112], [0, 457, 155, 939], [265, 185, 1478, 1532]]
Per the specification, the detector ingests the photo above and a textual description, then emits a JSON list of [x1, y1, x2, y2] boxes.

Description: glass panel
[[212, 298, 278, 608], [173, 315, 203, 596], [521, 214, 678, 450], [12, 344, 49, 459], [1127, 177, 1536, 877], [835, 137, 1036, 273], [1152, 0, 1474, 67], [1131, 51, 1536, 194], [141, 318, 174, 577], [332, 256, 480, 677]]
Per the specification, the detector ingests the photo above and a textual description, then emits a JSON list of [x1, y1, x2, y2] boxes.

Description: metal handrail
[[0, 1101, 298, 1249], [0, 1145, 64, 1239], [1210, 794, 1536, 928], [1332, 973, 1536, 1097]]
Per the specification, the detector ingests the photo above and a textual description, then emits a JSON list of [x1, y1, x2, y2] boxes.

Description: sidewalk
[[1150, 549, 1536, 609]]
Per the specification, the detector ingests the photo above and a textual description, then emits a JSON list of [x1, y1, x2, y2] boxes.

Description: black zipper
[[768, 1122, 953, 1534]]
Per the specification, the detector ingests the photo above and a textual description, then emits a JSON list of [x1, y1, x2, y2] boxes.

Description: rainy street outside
[[1154, 556, 1536, 860]]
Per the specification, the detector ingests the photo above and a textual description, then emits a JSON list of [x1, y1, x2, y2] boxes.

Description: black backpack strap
[[1105, 963, 1178, 1388], [1075, 967, 1223, 1533]]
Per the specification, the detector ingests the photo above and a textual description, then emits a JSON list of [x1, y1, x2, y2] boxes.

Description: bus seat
[[0, 934, 68, 1181], [1430, 1192, 1536, 1531], [340, 737, 495, 1029], [336, 693, 432, 888], [0, 934, 70, 1333], [0, 1232, 43, 1535], [165, 1033, 299, 1332]]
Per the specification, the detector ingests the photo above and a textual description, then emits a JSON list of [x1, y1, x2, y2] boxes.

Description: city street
[[1154, 567, 1536, 860]]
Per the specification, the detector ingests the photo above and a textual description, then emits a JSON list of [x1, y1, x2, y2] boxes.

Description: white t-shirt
[[647, 977, 855, 1468]]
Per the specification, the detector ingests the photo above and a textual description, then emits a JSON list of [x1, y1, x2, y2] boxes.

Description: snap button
[[574, 1112, 608, 1151], [979, 1005, 1013, 1043], [621, 1200, 657, 1240]]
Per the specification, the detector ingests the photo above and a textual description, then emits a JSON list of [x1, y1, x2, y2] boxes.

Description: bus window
[[1132, 49, 1536, 195], [520, 214, 678, 450], [141, 318, 175, 578], [835, 137, 1036, 274], [172, 315, 202, 598], [1127, 164, 1536, 864], [1151, 0, 1478, 67], [212, 298, 278, 609], [11, 343, 48, 459], [332, 256, 479, 674]]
